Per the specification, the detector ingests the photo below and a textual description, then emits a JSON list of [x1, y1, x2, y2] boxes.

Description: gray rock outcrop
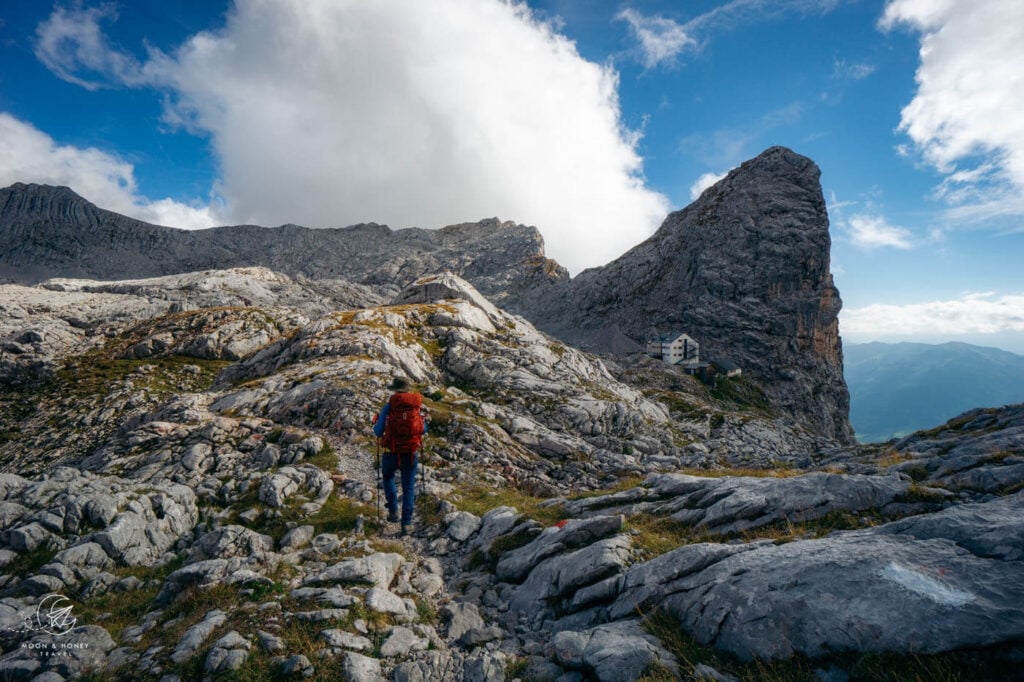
[[526, 147, 853, 444]]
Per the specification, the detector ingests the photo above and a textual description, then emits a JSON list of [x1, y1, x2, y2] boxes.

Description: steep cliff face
[[527, 147, 853, 443], [0, 183, 567, 302]]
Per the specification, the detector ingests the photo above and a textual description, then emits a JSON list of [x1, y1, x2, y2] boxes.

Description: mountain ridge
[[0, 182, 568, 307], [846, 340, 1024, 442], [0, 147, 853, 444]]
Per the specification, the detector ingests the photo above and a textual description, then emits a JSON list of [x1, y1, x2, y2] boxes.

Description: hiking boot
[[400, 524, 411, 537], [387, 509, 399, 523]]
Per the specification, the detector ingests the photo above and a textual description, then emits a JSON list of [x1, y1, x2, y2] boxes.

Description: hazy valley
[[846, 341, 1024, 443]]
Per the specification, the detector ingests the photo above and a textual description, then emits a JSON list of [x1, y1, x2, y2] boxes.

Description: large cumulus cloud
[[34, 0, 670, 274]]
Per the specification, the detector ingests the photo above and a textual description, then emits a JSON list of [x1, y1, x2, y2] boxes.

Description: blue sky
[[1, 1, 1023, 352]]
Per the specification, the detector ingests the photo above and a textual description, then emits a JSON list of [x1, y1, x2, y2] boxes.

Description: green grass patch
[[451, 481, 566, 528], [982, 449, 1015, 464], [913, 408, 1000, 439], [254, 493, 378, 542], [676, 464, 801, 479], [505, 656, 529, 679], [2, 546, 58, 577], [72, 581, 162, 641], [875, 449, 916, 468], [413, 595, 437, 625], [902, 464, 930, 482], [303, 440, 338, 470], [626, 509, 883, 562], [57, 354, 229, 400], [567, 475, 647, 501], [417, 494, 447, 528], [485, 522, 544, 561], [710, 376, 771, 412], [627, 514, 710, 560]]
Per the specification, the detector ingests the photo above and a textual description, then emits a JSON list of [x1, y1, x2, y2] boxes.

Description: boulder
[[170, 610, 227, 664], [496, 515, 624, 583], [610, 492, 1024, 661], [341, 651, 383, 682], [553, 620, 678, 682], [304, 553, 404, 590]]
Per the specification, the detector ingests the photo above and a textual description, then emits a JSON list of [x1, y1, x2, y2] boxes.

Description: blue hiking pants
[[381, 451, 417, 525]]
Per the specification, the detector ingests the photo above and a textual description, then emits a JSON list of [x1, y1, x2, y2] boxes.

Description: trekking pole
[[375, 436, 382, 527], [372, 413, 381, 528], [418, 411, 429, 520]]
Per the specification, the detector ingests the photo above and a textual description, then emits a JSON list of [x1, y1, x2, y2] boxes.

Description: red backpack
[[383, 392, 424, 460]]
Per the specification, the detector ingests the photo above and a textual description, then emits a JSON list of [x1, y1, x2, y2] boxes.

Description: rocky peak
[[527, 146, 853, 444], [392, 272, 503, 322], [0, 183, 97, 226]]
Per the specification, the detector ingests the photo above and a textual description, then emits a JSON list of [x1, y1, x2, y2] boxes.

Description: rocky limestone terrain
[[0, 147, 853, 448], [0, 268, 1021, 681]]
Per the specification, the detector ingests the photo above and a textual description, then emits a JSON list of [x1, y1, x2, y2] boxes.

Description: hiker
[[372, 376, 427, 536]]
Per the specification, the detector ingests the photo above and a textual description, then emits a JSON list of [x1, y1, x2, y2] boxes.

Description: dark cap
[[388, 376, 411, 391]]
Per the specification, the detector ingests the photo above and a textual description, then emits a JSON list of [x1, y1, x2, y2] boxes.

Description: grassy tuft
[[451, 481, 566, 528], [304, 439, 339, 470], [901, 483, 950, 504], [627, 514, 711, 560], [2, 546, 58, 577], [875, 449, 916, 468], [256, 493, 377, 542]]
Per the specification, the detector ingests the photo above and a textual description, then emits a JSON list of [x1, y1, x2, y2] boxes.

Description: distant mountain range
[[845, 341, 1024, 442]]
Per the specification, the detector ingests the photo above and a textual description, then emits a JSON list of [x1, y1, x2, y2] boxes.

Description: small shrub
[[902, 465, 930, 482], [413, 596, 437, 625]]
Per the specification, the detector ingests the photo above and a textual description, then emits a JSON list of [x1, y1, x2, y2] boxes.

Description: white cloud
[[842, 292, 1024, 340], [881, 1, 1024, 220], [689, 171, 727, 200], [0, 113, 218, 228], [33, 0, 671, 275], [826, 190, 856, 213], [34, 5, 146, 90], [846, 214, 913, 250], [832, 58, 875, 81], [683, 0, 842, 36], [618, 1, 842, 69], [616, 9, 696, 68]]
